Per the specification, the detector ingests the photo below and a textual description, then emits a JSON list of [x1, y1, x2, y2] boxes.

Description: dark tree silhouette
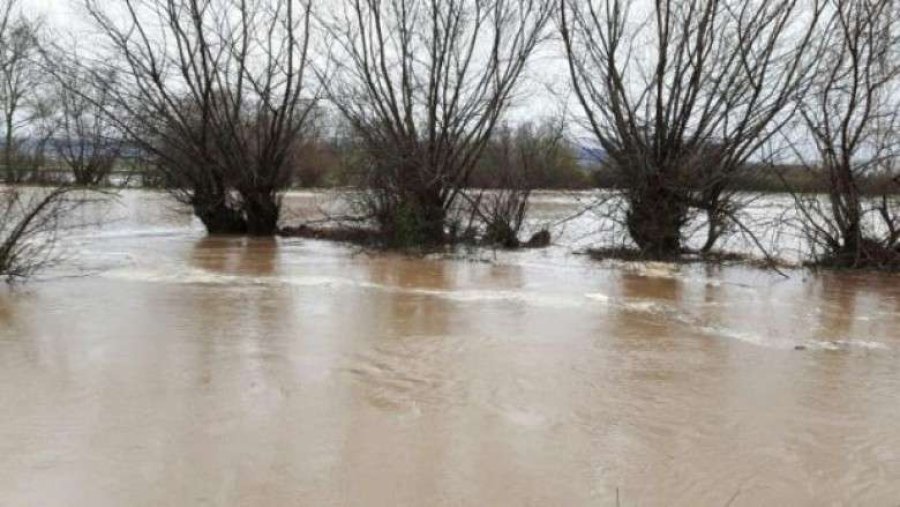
[[78, 0, 318, 235], [560, 0, 824, 257], [789, 0, 900, 268], [323, 0, 553, 245]]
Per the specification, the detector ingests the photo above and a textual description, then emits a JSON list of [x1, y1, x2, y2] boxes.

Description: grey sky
[[23, 0, 73, 19], [20, 0, 577, 131]]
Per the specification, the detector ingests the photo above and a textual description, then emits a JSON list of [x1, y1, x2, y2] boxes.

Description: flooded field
[[1, 190, 899, 505]]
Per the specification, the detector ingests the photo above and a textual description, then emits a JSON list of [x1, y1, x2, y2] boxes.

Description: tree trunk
[[838, 217, 864, 266], [626, 183, 687, 258], [5, 112, 14, 183], [382, 187, 447, 246], [194, 200, 247, 235], [835, 165, 864, 266], [701, 216, 720, 254], [242, 192, 281, 236], [699, 182, 728, 254], [415, 188, 447, 244], [701, 200, 726, 254]]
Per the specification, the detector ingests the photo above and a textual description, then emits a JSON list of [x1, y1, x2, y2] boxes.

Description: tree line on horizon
[[1, 0, 900, 281]]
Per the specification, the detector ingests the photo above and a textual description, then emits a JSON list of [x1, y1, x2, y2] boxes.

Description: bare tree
[[789, 0, 900, 268], [0, 0, 49, 183], [560, 0, 824, 258], [0, 186, 83, 282], [468, 120, 572, 247], [323, 0, 553, 245], [75, 0, 317, 235], [49, 45, 124, 187]]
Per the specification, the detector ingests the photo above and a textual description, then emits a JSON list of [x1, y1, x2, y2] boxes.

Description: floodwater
[[1, 190, 899, 506]]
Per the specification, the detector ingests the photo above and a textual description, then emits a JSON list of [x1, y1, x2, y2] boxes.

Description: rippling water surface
[[1, 190, 899, 506]]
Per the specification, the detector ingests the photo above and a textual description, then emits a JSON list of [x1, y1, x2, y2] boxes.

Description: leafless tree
[[560, 0, 824, 258], [0, 0, 50, 183], [75, 0, 318, 235], [0, 186, 84, 282], [323, 0, 554, 245], [788, 0, 900, 268], [471, 119, 587, 189], [49, 45, 124, 187], [468, 120, 572, 247]]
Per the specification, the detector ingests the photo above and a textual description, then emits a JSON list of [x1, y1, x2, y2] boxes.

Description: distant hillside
[[576, 145, 606, 168], [0, 137, 142, 159]]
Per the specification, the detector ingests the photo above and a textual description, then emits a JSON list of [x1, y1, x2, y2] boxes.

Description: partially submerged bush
[[561, 0, 822, 259], [0, 186, 80, 282], [788, 0, 900, 271], [80, 0, 317, 236], [323, 0, 553, 246], [811, 238, 900, 270], [470, 122, 589, 190]]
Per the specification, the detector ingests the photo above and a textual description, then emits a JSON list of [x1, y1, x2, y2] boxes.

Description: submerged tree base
[[280, 224, 552, 251], [809, 239, 900, 271], [586, 246, 789, 271], [281, 225, 385, 246]]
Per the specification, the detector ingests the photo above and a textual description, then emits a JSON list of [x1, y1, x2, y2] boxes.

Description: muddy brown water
[[1, 190, 899, 506]]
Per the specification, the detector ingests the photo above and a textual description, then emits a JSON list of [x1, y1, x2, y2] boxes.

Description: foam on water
[[586, 292, 892, 351], [403, 287, 587, 308], [585, 292, 689, 319], [101, 266, 591, 309], [803, 340, 890, 351], [66, 226, 192, 241], [104, 267, 341, 288], [698, 325, 891, 352]]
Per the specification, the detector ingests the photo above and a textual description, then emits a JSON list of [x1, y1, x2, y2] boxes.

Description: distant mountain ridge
[[576, 145, 606, 168]]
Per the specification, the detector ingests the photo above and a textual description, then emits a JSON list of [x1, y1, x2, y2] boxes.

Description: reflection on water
[[190, 236, 280, 276], [0, 190, 899, 505]]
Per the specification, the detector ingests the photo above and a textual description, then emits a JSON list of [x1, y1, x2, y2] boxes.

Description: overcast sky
[[23, 0, 73, 20], [22, 0, 91, 36], [17, 0, 588, 139]]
